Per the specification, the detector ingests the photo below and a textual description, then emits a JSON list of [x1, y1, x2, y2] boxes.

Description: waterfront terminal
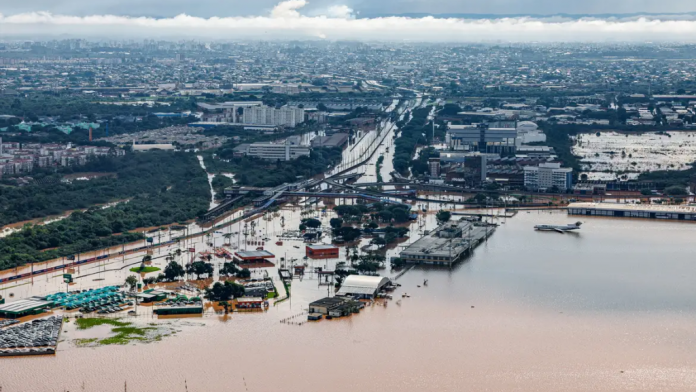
[[568, 202, 696, 221], [399, 219, 496, 266]]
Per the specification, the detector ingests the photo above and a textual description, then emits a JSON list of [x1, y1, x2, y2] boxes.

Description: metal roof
[[336, 275, 390, 296], [235, 250, 275, 259], [0, 299, 52, 314]]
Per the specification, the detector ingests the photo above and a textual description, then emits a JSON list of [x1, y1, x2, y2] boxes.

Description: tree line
[[0, 151, 211, 270]]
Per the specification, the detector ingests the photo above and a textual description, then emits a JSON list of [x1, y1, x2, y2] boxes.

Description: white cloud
[[324, 5, 354, 19], [2, 0, 696, 41], [270, 0, 307, 18]]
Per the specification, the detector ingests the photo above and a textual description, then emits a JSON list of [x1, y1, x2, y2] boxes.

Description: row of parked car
[[0, 317, 61, 352], [80, 301, 134, 314]]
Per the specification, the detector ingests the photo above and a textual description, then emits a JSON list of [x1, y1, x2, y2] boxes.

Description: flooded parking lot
[[572, 131, 696, 180]]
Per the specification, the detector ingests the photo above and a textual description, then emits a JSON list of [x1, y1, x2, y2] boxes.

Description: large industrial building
[[568, 202, 696, 221], [446, 123, 517, 155], [399, 220, 495, 266], [523, 162, 573, 191], [234, 136, 311, 161], [515, 121, 547, 145]]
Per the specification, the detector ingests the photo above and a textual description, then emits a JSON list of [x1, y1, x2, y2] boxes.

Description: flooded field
[[3, 206, 696, 391], [572, 131, 696, 180]]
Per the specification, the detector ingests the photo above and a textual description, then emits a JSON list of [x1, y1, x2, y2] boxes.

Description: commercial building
[[446, 123, 517, 155], [523, 162, 573, 191], [242, 106, 305, 128], [306, 244, 340, 258], [235, 297, 268, 310], [399, 220, 495, 266], [335, 275, 391, 299], [243, 142, 311, 161], [234, 250, 275, 265], [568, 202, 696, 221]]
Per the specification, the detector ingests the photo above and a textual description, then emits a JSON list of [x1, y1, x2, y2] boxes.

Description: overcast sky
[[2, 0, 696, 41], [2, 0, 695, 18]]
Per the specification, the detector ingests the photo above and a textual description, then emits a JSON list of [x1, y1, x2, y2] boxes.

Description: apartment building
[[242, 106, 305, 127], [523, 162, 573, 191]]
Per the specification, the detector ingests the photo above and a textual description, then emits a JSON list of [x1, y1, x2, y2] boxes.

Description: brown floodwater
[[3, 208, 696, 391]]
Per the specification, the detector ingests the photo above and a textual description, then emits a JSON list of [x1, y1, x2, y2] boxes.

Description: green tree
[[436, 210, 451, 223], [302, 218, 322, 229], [665, 185, 687, 196], [236, 268, 251, 279], [164, 261, 185, 281], [330, 218, 343, 230], [125, 275, 139, 291], [220, 262, 239, 277]]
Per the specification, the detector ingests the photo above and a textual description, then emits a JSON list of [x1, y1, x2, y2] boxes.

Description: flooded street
[[3, 208, 696, 391]]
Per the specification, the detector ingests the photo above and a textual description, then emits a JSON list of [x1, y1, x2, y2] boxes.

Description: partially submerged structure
[[335, 275, 391, 300]]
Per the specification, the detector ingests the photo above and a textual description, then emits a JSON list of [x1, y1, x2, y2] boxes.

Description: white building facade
[[242, 106, 305, 127], [523, 162, 573, 191], [247, 143, 310, 161]]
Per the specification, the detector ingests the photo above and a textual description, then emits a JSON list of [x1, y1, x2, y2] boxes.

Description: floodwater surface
[[3, 211, 696, 391]]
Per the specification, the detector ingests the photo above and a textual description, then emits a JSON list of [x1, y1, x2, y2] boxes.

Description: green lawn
[[74, 318, 159, 346], [75, 318, 129, 330], [129, 266, 161, 273]]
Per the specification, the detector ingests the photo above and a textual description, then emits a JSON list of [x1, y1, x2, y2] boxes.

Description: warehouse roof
[[0, 299, 53, 315], [336, 275, 390, 296]]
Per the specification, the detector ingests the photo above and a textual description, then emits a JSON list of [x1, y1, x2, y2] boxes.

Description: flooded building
[[335, 275, 391, 300], [306, 244, 339, 258], [568, 202, 696, 221], [399, 220, 495, 266]]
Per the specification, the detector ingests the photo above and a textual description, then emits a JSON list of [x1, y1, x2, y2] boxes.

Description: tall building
[[428, 157, 441, 178], [242, 106, 305, 127], [523, 162, 573, 191], [446, 123, 516, 156]]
